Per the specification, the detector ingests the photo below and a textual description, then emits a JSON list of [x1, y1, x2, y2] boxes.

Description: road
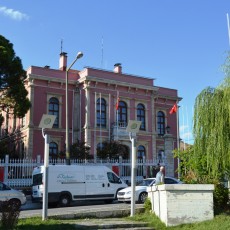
[[19, 196, 143, 219]]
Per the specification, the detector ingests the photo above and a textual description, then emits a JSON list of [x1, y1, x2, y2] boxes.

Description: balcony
[[111, 122, 136, 141]]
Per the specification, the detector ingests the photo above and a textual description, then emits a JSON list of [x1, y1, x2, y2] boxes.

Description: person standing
[[155, 166, 165, 185]]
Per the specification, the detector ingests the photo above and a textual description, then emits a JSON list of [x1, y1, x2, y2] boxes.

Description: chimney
[[59, 52, 67, 71], [114, 63, 122, 74]]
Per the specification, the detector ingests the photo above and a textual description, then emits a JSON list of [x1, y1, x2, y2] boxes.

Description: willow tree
[[193, 54, 230, 180]]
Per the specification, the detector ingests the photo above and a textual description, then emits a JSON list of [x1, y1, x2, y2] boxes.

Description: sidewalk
[[20, 202, 152, 229], [69, 218, 153, 229]]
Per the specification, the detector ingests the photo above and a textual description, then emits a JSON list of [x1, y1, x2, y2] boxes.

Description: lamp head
[[166, 125, 170, 134], [76, 52, 83, 59]]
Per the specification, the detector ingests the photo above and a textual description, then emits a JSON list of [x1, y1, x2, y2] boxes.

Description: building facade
[[0, 53, 181, 177]]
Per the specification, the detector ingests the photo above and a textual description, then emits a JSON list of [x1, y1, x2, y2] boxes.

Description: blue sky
[[0, 0, 229, 144]]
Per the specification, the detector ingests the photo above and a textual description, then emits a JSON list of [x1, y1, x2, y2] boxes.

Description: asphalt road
[[19, 196, 144, 219]]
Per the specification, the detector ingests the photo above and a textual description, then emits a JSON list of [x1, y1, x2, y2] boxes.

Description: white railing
[[0, 155, 165, 188]]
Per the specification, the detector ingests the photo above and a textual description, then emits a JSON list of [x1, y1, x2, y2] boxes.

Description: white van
[[32, 165, 127, 206]]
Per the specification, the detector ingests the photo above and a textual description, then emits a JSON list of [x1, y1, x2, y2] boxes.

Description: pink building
[[1, 53, 181, 177]]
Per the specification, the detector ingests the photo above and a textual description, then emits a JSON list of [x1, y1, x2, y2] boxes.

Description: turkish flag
[[116, 96, 120, 110], [169, 104, 177, 114]]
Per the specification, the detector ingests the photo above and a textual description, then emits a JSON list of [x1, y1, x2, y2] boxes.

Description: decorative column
[[84, 81, 91, 147], [163, 133, 174, 177], [72, 86, 80, 143], [151, 92, 157, 159], [27, 78, 35, 158]]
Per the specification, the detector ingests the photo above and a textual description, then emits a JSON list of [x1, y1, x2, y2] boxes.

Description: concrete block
[[147, 184, 214, 226]]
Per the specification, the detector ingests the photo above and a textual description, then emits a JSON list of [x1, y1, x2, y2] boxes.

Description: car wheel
[[59, 194, 71, 207], [138, 192, 147, 204]]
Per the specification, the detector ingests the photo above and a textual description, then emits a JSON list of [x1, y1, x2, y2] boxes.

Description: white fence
[[0, 155, 163, 188]]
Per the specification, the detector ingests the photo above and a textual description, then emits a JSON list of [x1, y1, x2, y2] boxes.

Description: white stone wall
[[147, 184, 214, 226]]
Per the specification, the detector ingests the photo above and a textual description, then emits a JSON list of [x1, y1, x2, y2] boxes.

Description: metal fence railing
[[0, 155, 164, 188]]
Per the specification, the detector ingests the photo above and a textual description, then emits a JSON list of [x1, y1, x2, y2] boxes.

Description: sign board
[[126, 120, 142, 133], [39, 114, 56, 129]]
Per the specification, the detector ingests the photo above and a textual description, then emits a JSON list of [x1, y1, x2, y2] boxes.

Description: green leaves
[[192, 52, 230, 180], [0, 35, 31, 125], [96, 140, 129, 159]]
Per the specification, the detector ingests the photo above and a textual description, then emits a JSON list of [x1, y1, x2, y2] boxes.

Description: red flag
[[169, 104, 177, 114], [116, 96, 120, 110]]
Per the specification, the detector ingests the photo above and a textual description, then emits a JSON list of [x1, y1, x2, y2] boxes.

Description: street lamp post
[[66, 52, 83, 165], [126, 120, 141, 217]]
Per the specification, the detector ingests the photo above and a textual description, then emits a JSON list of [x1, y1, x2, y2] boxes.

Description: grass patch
[[126, 212, 167, 229], [127, 211, 230, 230], [4, 217, 77, 230], [1, 211, 230, 229]]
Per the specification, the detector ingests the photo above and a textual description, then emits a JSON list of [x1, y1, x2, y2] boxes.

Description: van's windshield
[[107, 172, 121, 184], [32, 173, 43, 186]]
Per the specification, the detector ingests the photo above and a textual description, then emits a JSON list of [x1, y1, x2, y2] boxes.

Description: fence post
[[4, 155, 9, 183], [119, 156, 122, 177], [143, 155, 147, 178], [37, 155, 41, 164]]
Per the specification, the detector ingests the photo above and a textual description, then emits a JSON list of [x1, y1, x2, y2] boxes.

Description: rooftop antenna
[[227, 13, 230, 47], [101, 36, 104, 68], [61, 38, 63, 53]]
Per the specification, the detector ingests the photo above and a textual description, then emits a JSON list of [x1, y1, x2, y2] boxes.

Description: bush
[[0, 201, 20, 230], [213, 183, 229, 214], [144, 197, 151, 212]]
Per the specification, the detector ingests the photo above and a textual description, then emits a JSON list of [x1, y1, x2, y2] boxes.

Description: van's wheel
[[138, 192, 147, 204], [59, 194, 71, 207]]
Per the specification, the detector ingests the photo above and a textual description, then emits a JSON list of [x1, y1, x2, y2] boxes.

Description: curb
[[49, 207, 145, 219]]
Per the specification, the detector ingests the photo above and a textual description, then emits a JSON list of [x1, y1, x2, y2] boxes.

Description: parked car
[[0, 181, 27, 208], [117, 177, 182, 203]]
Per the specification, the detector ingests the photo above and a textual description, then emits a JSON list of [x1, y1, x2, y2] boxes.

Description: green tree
[[0, 139, 9, 159], [0, 35, 31, 126], [69, 140, 92, 160], [193, 59, 230, 180], [174, 53, 230, 212], [97, 140, 129, 159]]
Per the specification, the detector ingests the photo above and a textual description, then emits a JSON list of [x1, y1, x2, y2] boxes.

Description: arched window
[[137, 145, 145, 159], [97, 98, 106, 128], [157, 111, 165, 135], [137, 145, 145, 177], [49, 97, 59, 128], [118, 101, 127, 126], [49, 142, 58, 160], [158, 149, 164, 163], [137, 103, 146, 130]]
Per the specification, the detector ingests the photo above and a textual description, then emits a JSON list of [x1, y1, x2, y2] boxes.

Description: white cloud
[[180, 125, 189, 133], [180, 125, 193, 144], [0, 6, 29, 21]]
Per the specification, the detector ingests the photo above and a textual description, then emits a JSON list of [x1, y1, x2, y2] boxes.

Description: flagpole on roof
[[116, 91, 119, 140], [94, 92, 97, 162], [176, 102, 180, 178], [100, 93, 102, 149], [182, 105, 186, 150], [169, 102, 180, 178], [109, 94, 111, 142], [227, 13, 230, 47]]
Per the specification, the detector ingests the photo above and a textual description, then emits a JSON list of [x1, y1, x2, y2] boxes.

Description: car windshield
[[137, 179, 155, 186]]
